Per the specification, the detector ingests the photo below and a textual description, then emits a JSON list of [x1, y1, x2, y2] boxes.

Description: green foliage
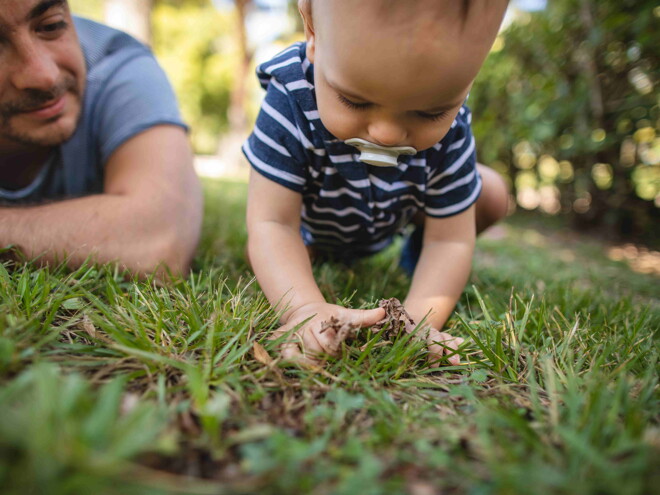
[[152, 3, 239, 154], [68, 0, 104, 20], [471, 0, 659, 239], [0, 365, 169, 494], [67, 1, 243, 154]]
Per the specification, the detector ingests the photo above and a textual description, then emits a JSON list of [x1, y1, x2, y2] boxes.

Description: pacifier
[[345, 138, 417, 167]]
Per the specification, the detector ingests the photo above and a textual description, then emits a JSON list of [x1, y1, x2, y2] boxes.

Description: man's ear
[[298, 0, 316, 63]]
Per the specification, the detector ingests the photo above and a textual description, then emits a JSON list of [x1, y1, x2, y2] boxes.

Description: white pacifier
[[345, 138, 417, 167]]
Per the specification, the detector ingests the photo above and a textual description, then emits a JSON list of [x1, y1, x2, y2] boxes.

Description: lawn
[[0, 179, 657, 495]]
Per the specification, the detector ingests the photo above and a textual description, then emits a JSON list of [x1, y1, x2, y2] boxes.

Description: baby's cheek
[[414, 123, 453, 151], [318, 106, 363, 140]]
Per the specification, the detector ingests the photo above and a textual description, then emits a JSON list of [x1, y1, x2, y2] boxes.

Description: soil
[[372, 297, 417, 337]]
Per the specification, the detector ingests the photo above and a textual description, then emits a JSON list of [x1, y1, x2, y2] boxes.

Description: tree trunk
[[104, 0, 153, 46], [216, 0, 254, 166], [227, 0, 253, 134]]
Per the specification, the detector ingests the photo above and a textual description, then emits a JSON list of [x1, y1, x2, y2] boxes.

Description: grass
[[0, 178, 657, 495]]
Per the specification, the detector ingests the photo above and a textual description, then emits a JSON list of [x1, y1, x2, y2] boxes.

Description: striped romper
[[243, 42, 482, 260]]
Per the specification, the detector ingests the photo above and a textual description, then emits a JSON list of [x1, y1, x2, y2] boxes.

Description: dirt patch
[[372, 297, 417, 337]]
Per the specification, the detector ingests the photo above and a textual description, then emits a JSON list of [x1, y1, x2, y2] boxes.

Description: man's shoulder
[[59, 18, 184, 191], [73, 17, 151, 73]]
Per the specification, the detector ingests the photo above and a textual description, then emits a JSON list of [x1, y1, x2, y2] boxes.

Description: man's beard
[[0, 76, 81, 148]]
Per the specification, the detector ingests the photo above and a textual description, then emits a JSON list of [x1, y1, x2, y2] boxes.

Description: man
[[0, 0, 203, 278]]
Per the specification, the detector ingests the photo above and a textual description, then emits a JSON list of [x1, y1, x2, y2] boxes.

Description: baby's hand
[[425, 328, 464, 367], [272, 302, 385, 366]]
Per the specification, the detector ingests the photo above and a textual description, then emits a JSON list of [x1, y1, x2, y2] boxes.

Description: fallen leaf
[[81, 315, 96, 338], [319, 316, 359, 354], [372, 298, 418, 337], [252, 342, 274, 365]]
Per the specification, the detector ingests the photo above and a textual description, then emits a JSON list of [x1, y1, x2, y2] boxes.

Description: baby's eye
[[416, 111, 448, 122], [337, 93, 371, 111]]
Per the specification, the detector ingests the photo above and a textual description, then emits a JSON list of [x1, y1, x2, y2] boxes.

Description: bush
[[471, 0, 659, 240]]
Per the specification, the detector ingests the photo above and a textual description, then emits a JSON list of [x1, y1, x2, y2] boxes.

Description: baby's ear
[[305, 36, 316, 64], [298, 0, 316, 62]]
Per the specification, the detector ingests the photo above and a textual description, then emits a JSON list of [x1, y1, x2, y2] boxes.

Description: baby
[[243, 0, 510, 366]]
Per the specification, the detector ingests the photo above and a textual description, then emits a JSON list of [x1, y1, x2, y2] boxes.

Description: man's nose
[[10, 41, 59, 92], [367, 119, 408, 147]]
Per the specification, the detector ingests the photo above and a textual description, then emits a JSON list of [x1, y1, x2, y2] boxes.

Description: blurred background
[[70, 0, 658, 244]]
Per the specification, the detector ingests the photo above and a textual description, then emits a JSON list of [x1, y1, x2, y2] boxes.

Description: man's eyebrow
[[27, 0, 67, 21]]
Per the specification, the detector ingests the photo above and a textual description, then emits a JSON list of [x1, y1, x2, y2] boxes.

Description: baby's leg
[[475, 164, 509, 234]]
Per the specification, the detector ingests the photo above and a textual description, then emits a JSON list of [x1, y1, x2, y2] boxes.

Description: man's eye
[[39, 21, 68, 35], [337, 93, 371, 111]]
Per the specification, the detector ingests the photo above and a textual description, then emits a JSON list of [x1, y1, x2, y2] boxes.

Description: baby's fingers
[[313, 307, 384, 355], [345, 307, 386, 328], [271, 318, 331, 363], [272, 327, 324, 367], [282, 343, 322, 367], [427, 330, 464, 367]]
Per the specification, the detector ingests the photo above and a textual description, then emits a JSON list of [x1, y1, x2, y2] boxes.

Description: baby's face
[[300, 0, 508, 152]]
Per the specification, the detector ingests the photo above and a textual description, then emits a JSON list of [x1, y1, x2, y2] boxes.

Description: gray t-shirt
[[0, 17, 186, 203]]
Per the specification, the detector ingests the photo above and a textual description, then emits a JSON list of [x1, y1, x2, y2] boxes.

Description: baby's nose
[[367, 120, 408, 147]]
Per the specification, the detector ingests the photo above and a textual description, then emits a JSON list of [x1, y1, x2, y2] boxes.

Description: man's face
[[0, 0, 85, 152]]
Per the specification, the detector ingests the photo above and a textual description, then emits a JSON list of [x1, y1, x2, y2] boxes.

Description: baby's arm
[[247, 169, 323, 321], [403, 206, 476, 365], [246, 170, 384, 362]]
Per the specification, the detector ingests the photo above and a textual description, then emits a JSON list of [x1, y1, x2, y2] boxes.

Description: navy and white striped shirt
[[243, 43, 482, 257]]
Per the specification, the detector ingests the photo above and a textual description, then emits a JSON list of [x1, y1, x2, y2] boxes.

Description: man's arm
[[0, 125, 202, 278]]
